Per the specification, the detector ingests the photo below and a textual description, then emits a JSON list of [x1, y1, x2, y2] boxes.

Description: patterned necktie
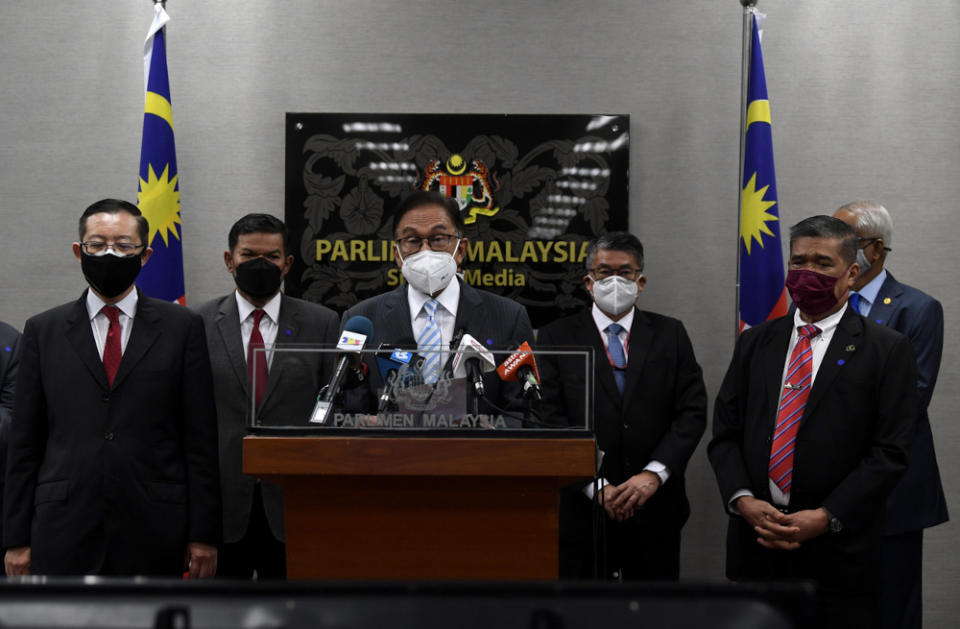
[[769, 324, 821, 493], [248, 309, 268, 406], [606, 323, 627, 396], [849, 292, 861, 314], [418, 299, 441, 384], [102, 306, 122, 387]]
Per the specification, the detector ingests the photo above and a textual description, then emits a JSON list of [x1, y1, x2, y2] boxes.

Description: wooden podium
[[243, 435, 595, 580]]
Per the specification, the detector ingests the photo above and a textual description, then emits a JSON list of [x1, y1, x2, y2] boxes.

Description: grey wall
[[1, 0, 957, 623]]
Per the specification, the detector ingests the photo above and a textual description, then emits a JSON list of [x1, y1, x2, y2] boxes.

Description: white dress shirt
[[408, 280, 461, 366], [86, 289, 138, 359], [730, 302, 849, 510], [584, 304, 669, 500], [236, 290, 281, 368]]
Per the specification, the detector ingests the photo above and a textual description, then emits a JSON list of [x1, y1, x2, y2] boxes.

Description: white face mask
[[397, 243, 459, 296], [591, 275, 639, 316]]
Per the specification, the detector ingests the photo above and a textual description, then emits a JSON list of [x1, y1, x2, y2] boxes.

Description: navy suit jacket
[[4, 290, 220, 576], [865, 272, 948, 534], [709, 306, 917, 593]]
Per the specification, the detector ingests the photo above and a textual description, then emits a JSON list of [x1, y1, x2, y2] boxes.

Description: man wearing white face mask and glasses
[[538, 232, 707, 580], [341, 191, 535, 415]]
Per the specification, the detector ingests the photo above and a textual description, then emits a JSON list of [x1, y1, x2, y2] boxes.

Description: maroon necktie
[[248, 309, 268, 406], [769, 324, 821, 493], [102, 306, 123, 388]]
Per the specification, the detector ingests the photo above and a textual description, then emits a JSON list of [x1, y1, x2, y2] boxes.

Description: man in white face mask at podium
[[538, 231, 707, 580], [341, 190, 535, 417]]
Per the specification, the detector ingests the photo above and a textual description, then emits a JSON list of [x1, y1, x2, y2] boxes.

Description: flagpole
[[736, 0, 757, 335]]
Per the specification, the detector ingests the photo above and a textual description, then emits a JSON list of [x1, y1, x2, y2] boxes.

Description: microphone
[[451, 334, 497, 399], [439, 328, 466, 379], [376, 340, 419, 413], [496, 341, 542, 401], [310, 315, 374, 424]]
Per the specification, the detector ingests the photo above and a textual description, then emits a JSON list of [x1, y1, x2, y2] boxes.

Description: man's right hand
[[600, 484, 629, 522], [735, 496, 801, 550], [5, 546, 31, 575]]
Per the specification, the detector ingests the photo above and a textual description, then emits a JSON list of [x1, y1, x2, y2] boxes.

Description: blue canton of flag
[[738, 12, 788, 331], [136, 3, 185, 304]]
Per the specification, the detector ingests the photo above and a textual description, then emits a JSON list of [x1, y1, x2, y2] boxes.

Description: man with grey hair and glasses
[[834, 201, 947, 629]]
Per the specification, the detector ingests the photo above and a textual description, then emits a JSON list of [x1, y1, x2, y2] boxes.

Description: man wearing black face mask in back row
[[196, 213, 339, 579], [5, 199, 220, 577]]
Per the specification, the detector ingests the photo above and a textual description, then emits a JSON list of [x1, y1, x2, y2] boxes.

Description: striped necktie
[[418, 299, 441, 383], [769, 324, 821, 494]]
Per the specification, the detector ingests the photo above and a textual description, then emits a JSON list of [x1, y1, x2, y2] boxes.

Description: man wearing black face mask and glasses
[[196, 213, 339, 579], [709, 215, 917, 629], [4, 199, 220, 578]]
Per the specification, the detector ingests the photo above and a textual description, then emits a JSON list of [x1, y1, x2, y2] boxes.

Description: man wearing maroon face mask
[[709, 215, 917, 629]]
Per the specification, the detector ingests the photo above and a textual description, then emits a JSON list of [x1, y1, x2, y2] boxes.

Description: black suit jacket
[[0, 321, 21, 567], [196, 293, 339, 544], [866, 273, 949, 534], [341, 280, 535, 415], [4, 290, 220, 576], [708, 306, 917, 592], [538, 308, 707, 531]]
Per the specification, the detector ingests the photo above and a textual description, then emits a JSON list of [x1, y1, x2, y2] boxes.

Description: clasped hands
[[735, 496, 829, 550], [599, 470, 661, 522]]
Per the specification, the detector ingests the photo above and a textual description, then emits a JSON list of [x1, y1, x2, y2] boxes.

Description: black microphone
[[439, 328, 466, 379], [376, 339, 417, 413], [310, 315, 374, 425]]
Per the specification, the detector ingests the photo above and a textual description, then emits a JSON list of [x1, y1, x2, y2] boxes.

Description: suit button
[[623, 423, 629, 430], [102, 394, 110, 402], [104, 432, 114, 441]]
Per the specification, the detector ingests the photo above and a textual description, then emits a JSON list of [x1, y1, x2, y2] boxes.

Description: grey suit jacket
[[196, 292, 339, 543]]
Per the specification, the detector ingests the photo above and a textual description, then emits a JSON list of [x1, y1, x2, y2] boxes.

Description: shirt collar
[[235, 290, 282, 325], [591, 303, 635, 335], [407, 278, 461, 320], [792, 300, 848, 336], [86, 287, 139, 321], [855, 268, 887, 307]]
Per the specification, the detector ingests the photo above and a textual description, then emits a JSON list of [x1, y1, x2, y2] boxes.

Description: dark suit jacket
[[0, 321, 21, 567], [538, 308, 707, 531], [866, 272, 948, 534], [341, 280, 535, 415], [196, 293, 339, 544], [708, 306, 917, 593], [3, 290, 220, 576]]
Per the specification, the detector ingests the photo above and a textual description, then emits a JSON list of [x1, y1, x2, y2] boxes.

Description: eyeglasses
[[395, 234, 460, 255], [858, 237, 892, 253], [589, 266, 642, 281], [81, 241, 145, 256]]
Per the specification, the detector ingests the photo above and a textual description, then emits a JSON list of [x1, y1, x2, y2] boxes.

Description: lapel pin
[[883, 297, 892, 305], [837, 359, 845, 366], [845, 344, 855, 352], [876, 319, 883, 324], [285, 329, 292, 336]]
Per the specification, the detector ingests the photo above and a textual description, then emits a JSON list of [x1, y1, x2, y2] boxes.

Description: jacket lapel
[[801, 306, 862, 423], [111, 290, 161, 390], [621, 309, 653, 411], [760, 316, 794, 429], [64, 291, 110, 391], [215, 294, 249, 395], [452, 280, 487, 344], [383, 285, 416, 345], [259, 295, 301, 409], [578, 310, 621, 404], [864, 273, 902, 328]]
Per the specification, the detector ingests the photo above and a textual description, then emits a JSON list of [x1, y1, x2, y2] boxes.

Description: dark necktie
[[248, 309, 268, 406], [849, 292, 861, 314], [102, 306, 123, 387], [606, 323, 627, 396], [769, 324, 821, 493]]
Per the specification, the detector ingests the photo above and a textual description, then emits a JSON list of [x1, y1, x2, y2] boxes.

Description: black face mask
[[234, 257, 283, 299], [81, 251, 143, 299]]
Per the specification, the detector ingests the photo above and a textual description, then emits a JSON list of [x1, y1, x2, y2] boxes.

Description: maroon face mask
[[785, 269, 845, 316]]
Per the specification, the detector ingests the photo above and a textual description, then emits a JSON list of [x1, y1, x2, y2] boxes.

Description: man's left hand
[[610, 471, 661, 515], [184, 542, 218, 579], [755, 508, 829, 550]]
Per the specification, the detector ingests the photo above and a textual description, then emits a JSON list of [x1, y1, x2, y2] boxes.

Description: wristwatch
[[823, 507, 843, 533]]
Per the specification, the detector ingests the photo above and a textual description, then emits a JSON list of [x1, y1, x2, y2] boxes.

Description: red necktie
[[102, 306, 123, 388], [248, 309, 268, 406], [769, 324, 821, 493]]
